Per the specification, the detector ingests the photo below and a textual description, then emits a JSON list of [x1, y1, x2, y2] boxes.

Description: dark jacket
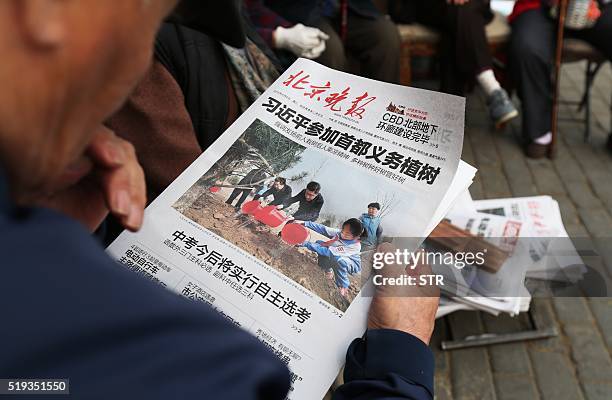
[[254, 184, 293, 205], [154, 23, 232, 152], [283, 189, 325, 221], [0, 170, 433, 399]]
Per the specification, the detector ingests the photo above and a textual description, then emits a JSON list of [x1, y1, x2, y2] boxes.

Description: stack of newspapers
[[435, 193, 584, 318]]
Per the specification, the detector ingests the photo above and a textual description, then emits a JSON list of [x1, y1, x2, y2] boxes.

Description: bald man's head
[[0, 0, 177, 202]]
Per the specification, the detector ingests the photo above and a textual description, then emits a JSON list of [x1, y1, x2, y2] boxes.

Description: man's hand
[[273, 24, 329, 58], [447, 0, 470, 5], [368, 243, 439, 344], [38, 126, 146, 232]]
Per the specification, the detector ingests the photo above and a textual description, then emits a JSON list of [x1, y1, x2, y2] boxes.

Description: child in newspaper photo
[[294, 219, 367, 298], [359, 202, 384, 251]]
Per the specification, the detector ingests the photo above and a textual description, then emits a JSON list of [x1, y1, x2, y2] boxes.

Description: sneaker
[[487, 88, 518, 129], [339, 287, 349, 298]]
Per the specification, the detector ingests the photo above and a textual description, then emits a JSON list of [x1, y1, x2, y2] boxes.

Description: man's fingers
[[98, 138, 146, 231], [87, 126, 126, 168]]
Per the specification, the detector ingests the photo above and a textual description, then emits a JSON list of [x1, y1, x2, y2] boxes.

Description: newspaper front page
[[107, 59, 466, 399]]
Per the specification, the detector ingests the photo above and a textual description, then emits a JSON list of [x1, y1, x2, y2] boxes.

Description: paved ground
[[415, 62, 612, 400]]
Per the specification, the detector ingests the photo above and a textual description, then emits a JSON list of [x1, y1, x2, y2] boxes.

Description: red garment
[[321, 236, 339, 247], [508, 0, 542, 22]]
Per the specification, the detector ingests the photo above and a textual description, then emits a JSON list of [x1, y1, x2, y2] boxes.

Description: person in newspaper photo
[[277, 181, 325, 222], [254, 176, 293, 205], [359, 202, 384, 251], [226, 167, 268, 209], [1, 0, 440, 398], [295, 218, 367, 298]]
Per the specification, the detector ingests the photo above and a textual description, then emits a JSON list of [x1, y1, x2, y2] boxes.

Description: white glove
[[273, 23, 329, 58], [302, 39, 327, 59]]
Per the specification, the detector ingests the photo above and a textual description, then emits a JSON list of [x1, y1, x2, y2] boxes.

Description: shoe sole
[[494, 109, 519, 130]]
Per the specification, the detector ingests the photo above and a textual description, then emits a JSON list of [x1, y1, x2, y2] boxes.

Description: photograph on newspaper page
[[106, 58, 466, 399], [172, 117, 420, 312]]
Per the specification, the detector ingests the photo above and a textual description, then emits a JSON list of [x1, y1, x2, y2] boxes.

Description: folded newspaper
[[107, 59, 475, 399], [436, 194, 585, 317]]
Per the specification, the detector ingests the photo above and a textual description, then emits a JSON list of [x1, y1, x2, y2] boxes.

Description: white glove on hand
[[302, 39, 326, 59], [274, 23, 329, 58]]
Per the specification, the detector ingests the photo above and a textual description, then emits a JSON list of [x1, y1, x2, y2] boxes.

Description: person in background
[[0, 0, 439, 398], [388, 0, 518, 128], [244, 0, 402, 83], [295, 218, 366, 298], [359, 202, 384, 250], [508, 0, 612, 158], [254, 176, 293, 205], [278, 181, 325, 222], [107, 0, 281, 204]]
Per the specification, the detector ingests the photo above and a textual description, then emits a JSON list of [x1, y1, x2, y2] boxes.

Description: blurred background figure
[[104, 0, 280, 243], [107, 1, 280, 204], [244, 0, 402, 83], [389, 0, 518, 128], [508, 0, 612, 157]]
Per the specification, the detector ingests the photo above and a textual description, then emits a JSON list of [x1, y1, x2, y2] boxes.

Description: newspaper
[[474, 196, 585, 281], [439, 210, 532, 316], [107, 59, 469, 399], [436, 195, 588, 317]]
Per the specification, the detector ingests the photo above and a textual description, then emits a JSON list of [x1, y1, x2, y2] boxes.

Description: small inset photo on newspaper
[[173, 118, 413, 312]]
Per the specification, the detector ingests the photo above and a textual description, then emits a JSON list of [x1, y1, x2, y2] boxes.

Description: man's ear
[[16, 0, 67, 48]]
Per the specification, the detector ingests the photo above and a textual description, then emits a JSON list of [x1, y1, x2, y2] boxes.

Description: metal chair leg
[[580, 61, 602, 143], [585, 70, 592, 143]]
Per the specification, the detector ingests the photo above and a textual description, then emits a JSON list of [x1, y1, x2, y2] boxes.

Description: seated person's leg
[[509, 8, 556, 158], [313, 18, 347, 71], [445, 0, 518, 127], [343, 13, 401, 84]]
